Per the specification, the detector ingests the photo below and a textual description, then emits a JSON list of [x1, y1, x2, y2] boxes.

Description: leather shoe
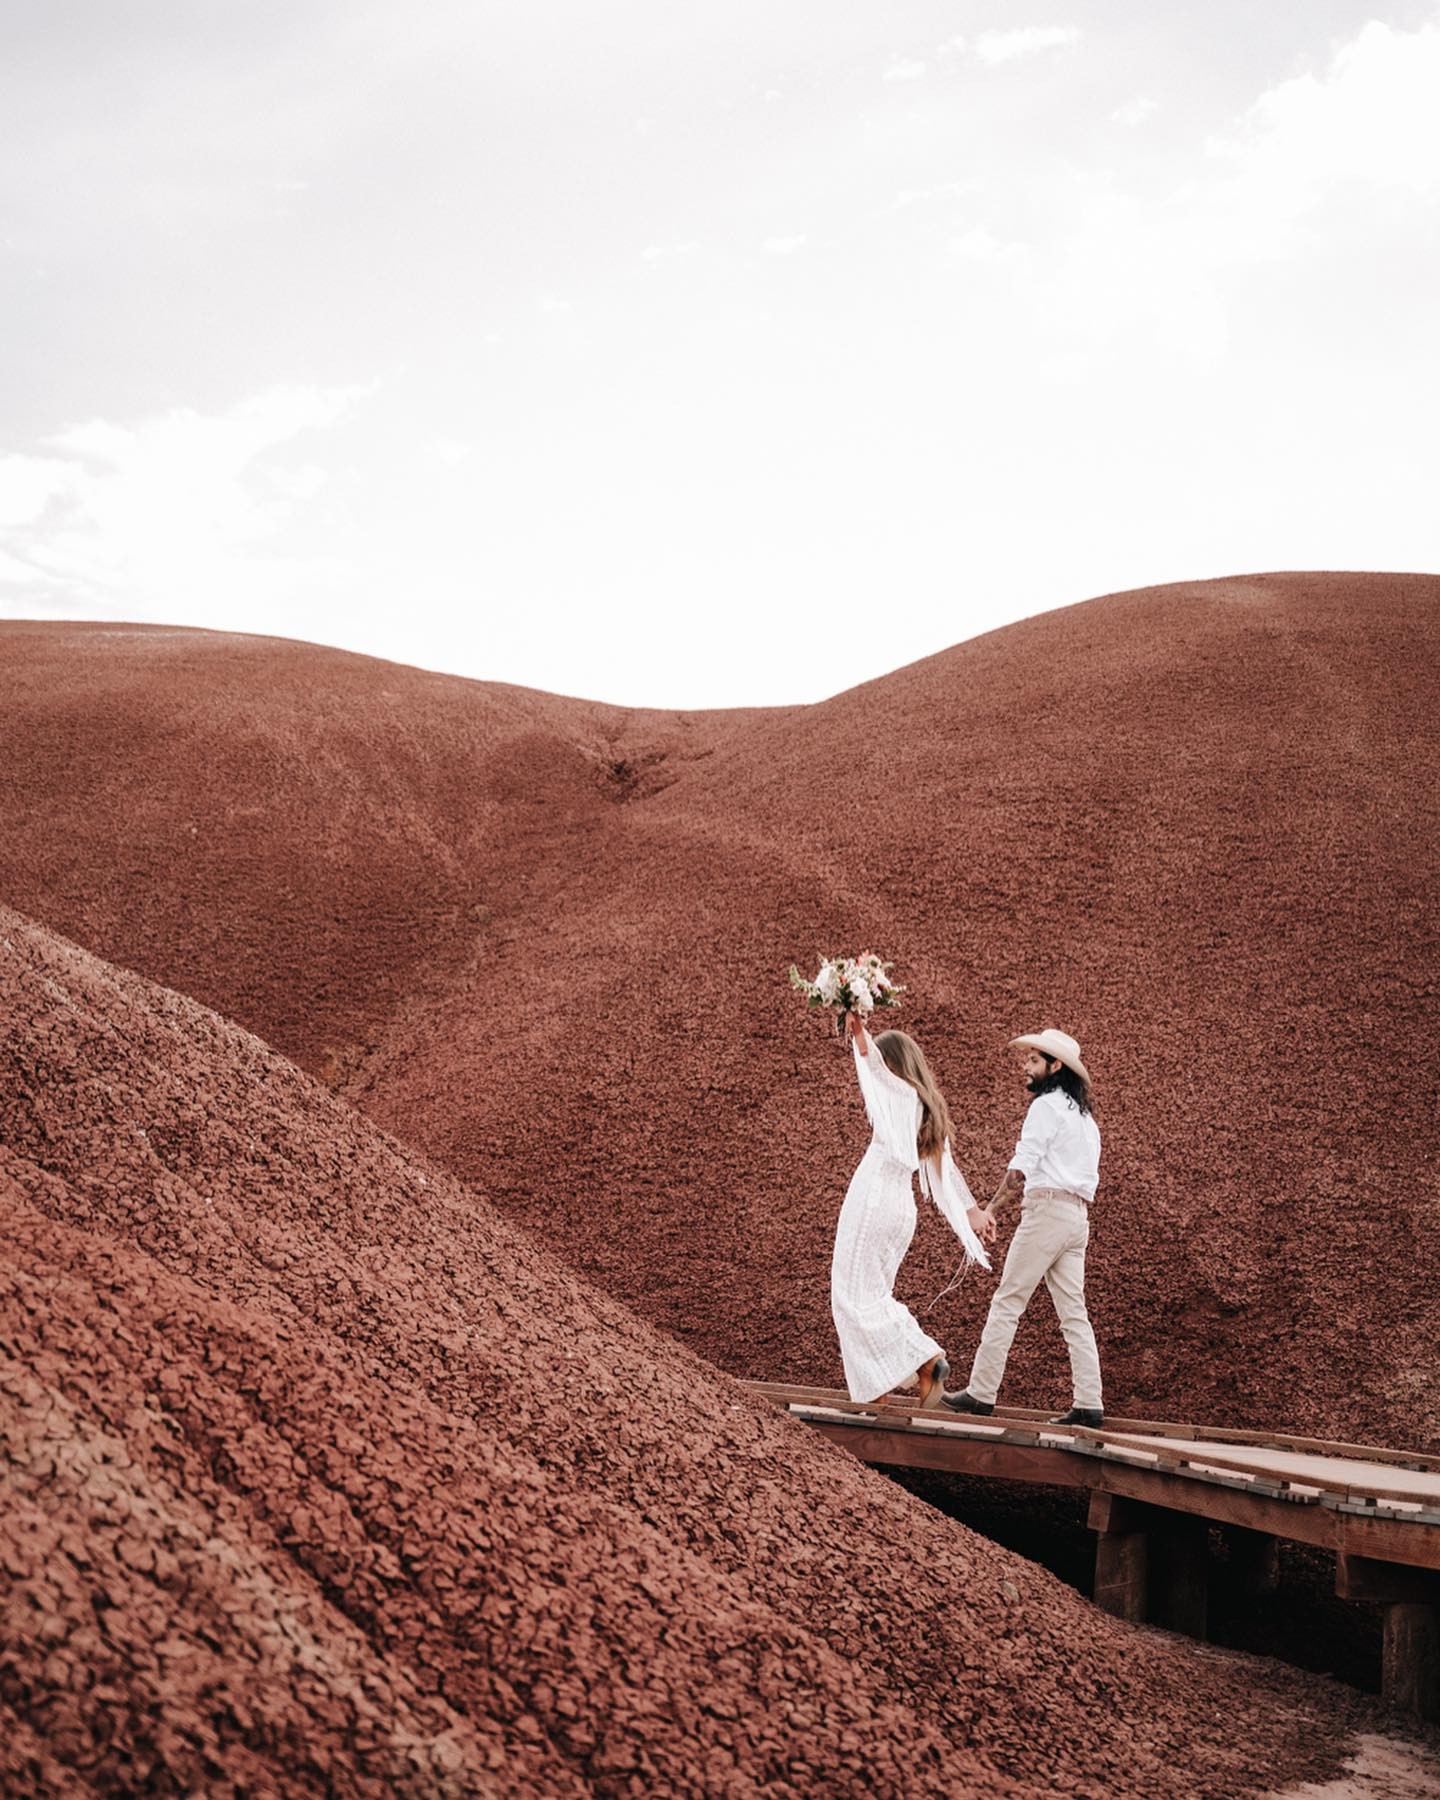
[[916, 1354, 950, 1409], [1049, 1406, 1104, 1428], [940, 1390, 994, 1416]]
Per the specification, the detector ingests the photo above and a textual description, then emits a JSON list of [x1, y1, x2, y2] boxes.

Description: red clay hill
[[1, 573, 1437, 1450], [0, 904, 1422, 1794]]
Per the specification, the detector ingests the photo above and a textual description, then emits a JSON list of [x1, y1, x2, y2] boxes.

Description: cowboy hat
[[1008, 1029, 1090, 1085]]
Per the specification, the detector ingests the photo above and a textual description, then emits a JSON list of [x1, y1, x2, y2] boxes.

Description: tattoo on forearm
[[990, 1167, 1025, 1211]]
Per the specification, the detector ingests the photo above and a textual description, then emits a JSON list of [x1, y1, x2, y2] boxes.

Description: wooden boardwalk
[[745, 1382, 1440, 1720]]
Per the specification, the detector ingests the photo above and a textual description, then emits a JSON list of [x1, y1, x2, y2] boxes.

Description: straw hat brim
[[1009, 1032, 1091, 1086]]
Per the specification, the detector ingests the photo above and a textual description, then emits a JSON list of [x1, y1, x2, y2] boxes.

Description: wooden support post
[[1089, 1492, 1149, 1623], [1382, 1604, 1440, 1723], [1223, 1525, 1279, 1595], [1089, 1492, 1211, 1637], [1149, 1513, 1210, 1640], [1335, 1553, 1440, 1722]]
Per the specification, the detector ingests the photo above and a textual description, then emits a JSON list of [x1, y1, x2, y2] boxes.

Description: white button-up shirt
[[1008, 1089, 1101, 1202]]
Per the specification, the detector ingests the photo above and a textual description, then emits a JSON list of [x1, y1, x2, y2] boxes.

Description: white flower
[[791, 951, 904, 1018]]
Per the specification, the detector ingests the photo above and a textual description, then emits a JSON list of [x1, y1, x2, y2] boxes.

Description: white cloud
[[0, 455, 77, 530], [0, 385, 367, 610], [1112, 97, 1159, 127], [883, 58, 928, 83], [4, 6, 1435, 709], [948, 225, 1026, 265], [979, 13, 1440, 382], [0, 547, 47, 585], [268, 463, 329, 500], [976, 27, 1080, 66], [894, 178, 981, 211], [1210, 19, 1440, 196]]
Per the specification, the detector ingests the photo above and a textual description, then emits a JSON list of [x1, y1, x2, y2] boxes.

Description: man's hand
[[970, 1206, 998, 1246]]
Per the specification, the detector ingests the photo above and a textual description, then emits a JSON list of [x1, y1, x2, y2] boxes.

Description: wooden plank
[[1077, 1417, 1440, 1474], [746, 1383, 884, 1413], [1332, 1501, 1440, 1528], [1068, 1438, 1304, 1504], [1339, 1513, 1440, 1575], [1071, 1431, 1440, 1509], [740, 1382, 1440, 1471], [798, 1419, 1089, 1486], [748, 1384, 979, 1426], [791, 1411, 1056, 1460], [782, 1406, 1440, 1571], [768, 1392, 1345, 1499], [1336, 1554, 1440, 1605], [1086, 1461, 1341, 1552]]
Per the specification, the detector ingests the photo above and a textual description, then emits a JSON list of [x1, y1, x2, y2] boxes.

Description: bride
[[831, 1010, 992, 1405]]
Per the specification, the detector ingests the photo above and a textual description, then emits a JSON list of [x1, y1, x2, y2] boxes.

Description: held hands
[[970, 1206, 999, 1246]]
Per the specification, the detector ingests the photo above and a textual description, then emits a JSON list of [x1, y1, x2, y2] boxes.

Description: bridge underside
[[746, 1383, 1440, 1721]]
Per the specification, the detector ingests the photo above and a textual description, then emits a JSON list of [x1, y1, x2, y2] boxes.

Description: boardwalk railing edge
[[741, 1381, 1440, 1474]]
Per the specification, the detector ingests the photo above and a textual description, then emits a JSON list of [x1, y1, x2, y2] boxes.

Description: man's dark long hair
[[1027, 1061, 1095, 1118]]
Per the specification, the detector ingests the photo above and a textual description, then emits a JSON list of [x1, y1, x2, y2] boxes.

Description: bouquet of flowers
[[789, 952, 904, 1025]]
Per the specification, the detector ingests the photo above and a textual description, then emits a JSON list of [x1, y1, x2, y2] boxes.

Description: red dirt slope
[[1, 573, 1437, 1446], [0, 906, 1426, 1796]]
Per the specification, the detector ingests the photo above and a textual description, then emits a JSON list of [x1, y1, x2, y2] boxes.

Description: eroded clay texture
[[0, 907, 1422, 1795]]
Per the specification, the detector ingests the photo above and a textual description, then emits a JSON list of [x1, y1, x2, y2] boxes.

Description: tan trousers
[[966, 1192, 1102, 1411]]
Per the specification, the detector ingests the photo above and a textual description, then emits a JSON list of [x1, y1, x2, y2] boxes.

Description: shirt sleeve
[[920, 1143, 991, 1270], [1009, 1094, 1060, 1178], [852, 1040, 921, 1172]]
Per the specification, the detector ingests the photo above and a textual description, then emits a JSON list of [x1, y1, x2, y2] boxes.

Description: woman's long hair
[[875, 1030, 953, 1162]]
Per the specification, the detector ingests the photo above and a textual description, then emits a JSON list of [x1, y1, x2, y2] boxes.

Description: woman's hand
[[844, 1009, 869, 1054], [971, 1206, 999, 1246]]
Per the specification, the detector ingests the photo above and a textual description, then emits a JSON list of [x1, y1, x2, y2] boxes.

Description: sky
[[1, 1, 1437, 708]]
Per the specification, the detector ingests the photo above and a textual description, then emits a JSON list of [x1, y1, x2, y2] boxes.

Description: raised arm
[[846, 1011, 921, 1173]]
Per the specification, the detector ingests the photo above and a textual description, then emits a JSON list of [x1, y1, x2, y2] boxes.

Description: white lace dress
[[830, 1040, 991, 1403]]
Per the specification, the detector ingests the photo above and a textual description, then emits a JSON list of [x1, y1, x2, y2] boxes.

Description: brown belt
[[1024, 1185, 1088, 1209]]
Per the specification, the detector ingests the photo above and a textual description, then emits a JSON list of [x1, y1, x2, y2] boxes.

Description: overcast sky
[[2, 2, 1437, 707]]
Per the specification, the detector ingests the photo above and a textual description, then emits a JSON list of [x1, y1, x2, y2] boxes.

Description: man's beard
[[1026, 1072, 1061, 1097]]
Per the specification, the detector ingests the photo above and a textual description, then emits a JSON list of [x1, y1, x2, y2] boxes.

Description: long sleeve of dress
[[852, 1040, 921, 1172], [920, 1143, 992, 1270]]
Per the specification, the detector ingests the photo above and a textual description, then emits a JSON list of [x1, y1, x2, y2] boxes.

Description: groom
[[943, 1029, 1104, 1428]]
